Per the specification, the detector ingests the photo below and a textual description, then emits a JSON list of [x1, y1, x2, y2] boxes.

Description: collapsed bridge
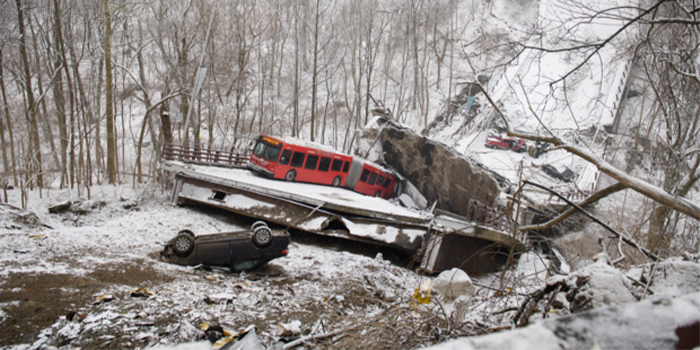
[[161, 144, 526, 275]]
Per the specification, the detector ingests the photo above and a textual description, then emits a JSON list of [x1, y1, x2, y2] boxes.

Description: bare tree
[[16, 0, 43, 188], [103, 0, 116, 184], [468, 0, 700, 256]]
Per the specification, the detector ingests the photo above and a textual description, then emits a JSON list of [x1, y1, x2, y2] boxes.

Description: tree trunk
[[29, 18, 61, 171], [292, 0, 300, 138], [16, 0, 43, 187], [0, 49, 15, 185], [52, 0, 69, 188], [310, 0, 320, 141], [103, 0, 116, 184]]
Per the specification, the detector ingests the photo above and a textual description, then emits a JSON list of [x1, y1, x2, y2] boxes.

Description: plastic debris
[[226, 325, 265, 350], [130, 287, 155, 298], [28, 234, 46, 239], [93, 294, 115, 305], [412, 279, 431, 304], [432, 268, 475, 301], [208, 324, 237, 349]]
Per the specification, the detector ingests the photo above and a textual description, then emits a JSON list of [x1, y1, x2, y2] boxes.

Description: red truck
[[485, 134, 527, 153]]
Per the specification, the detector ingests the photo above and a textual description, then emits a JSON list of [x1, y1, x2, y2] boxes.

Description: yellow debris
[[412, 280, 431, 304]]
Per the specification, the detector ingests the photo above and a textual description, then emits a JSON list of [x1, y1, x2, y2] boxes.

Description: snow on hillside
[[424, 0, 638, 198]]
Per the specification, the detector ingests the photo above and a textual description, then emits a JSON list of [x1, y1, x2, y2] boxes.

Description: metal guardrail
[[549, 189, 592, 202], [162, 144, 249, 168], [466, 199, 515, 233]]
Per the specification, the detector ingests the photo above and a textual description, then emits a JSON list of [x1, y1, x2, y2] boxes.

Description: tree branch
[[519, 182, 628, 232], [523, 180, 662, 262]]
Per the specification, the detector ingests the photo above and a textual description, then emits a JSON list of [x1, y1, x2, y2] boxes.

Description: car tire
[[285, 169, 296, 182], [374, 190, 382, 198], [252, 226, 273, 248], [173, 233, 195, 256], [178, 229, 195, 237], [332, 176, 341, 187]]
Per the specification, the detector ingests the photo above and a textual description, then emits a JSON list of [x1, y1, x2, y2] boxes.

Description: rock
[[635, 261, 700, 298], [569, 261, 636, 311], [375, 125, 501, 216], [433, 268, 475, 301], [204, 293, 235, 304], [422, 292, 700, 350], [48, 200, 72, 214], [278, 320, 302, 337]]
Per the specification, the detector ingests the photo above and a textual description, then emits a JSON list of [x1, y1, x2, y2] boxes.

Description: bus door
[[344, 159, 364, 190]]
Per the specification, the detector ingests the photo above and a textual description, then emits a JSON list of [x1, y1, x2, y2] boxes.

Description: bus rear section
[[344, 160, 395, 199], [277, 147, 353, 186]]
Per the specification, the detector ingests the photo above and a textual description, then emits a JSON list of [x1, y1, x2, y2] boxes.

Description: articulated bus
[[247, 135, 396, 199]]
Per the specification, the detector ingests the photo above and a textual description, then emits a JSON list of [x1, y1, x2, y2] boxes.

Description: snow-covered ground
[[1, 181, 698, 349], [0, 184, 438, 349]]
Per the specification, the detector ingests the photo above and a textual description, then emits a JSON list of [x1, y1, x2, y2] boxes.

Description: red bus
[[247, 135, 396, 199]]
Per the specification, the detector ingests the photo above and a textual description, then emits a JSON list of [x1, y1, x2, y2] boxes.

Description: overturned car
[[160, 221, 290, 271]]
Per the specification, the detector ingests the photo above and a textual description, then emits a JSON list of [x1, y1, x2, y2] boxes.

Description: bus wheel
[[332, 176, 341, 187], [285, 169, 296, 182], [374, 190, 381, 197]]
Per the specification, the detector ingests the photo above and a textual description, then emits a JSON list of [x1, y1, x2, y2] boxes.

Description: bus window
[[331, 159, 343, 172], [382, 178, 391, 188], [360, 169, 370, 182], [305, 155, 319, 170], [368, 172, 378, 185], [377, 175, 385, 187], [253, 141, 281, 162], [342, 161, 350, 173], [318, 157, 331, 172], [279, 149, 292, 165], [290, 152, 306, 168]]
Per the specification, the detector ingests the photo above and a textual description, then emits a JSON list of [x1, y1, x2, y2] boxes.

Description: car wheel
[[285, 169, 296, 182], [332, 176, 341, 187], [251, 221, 268, 231], [252, 226, 273, 248], [173, 233, 195, 256], [178, 229, 195, 237], [374, 190, 382, 197]]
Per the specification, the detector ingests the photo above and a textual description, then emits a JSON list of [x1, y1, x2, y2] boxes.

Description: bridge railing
[[466, 199, 517, 235], [162, 144, 249, 168]]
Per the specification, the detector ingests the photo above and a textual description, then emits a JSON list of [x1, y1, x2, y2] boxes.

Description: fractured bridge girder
[[174, 175, 426, 252]]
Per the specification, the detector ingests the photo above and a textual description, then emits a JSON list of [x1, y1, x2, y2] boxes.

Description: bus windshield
[[253, 141, 282, 162]]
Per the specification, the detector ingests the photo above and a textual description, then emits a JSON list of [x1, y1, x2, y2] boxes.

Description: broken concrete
[[375, 125, 501, 216]]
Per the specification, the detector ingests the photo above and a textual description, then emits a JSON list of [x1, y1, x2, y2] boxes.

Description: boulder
[[378, 125, 501, 216]]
